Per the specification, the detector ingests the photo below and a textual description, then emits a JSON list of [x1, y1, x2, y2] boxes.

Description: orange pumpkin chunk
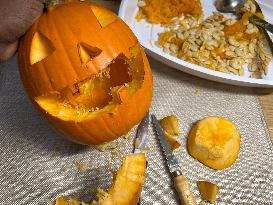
[[52, 154, 146, 205], [197, 181, 219, 204], [187, 117, 240, 170], [160, 115, 181, 150], [160, 115, 179, 135], [164, 132, 181, 150]]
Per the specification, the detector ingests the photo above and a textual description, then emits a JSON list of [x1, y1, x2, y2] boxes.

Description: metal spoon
[[215, 0, 273, 34], [215, 0, 244, 13]]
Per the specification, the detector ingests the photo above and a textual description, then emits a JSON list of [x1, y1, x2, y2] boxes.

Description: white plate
[[118, 0, 273, 87]]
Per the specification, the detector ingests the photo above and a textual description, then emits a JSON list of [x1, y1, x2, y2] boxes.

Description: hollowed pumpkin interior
[[35, 45, 145, 122]]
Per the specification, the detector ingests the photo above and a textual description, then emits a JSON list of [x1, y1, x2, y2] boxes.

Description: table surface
[[258, 92, 273, 139]]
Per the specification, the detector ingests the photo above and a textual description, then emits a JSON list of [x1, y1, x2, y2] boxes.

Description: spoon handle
[[253, 1, 273, 55], [250, 15, 273, 34]]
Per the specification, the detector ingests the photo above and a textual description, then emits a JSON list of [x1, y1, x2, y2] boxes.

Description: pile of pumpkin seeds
[[155, 0, 272, 78]]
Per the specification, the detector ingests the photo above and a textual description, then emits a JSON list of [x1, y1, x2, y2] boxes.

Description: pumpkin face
[[18, 1, 153, 144]]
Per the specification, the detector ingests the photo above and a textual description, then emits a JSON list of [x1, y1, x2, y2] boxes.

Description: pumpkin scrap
[[18, 1, 153, 145], [74, 161, 90, 172], [164, 132, 181, 150], [187, 117, 240, 170], [197, 181, 219, 204], [95, 141, 119, 152], [51, 154, 146, 205], [53, 196, 82, 205], [160, 115, 180, 135], [160, 115, 181, 150]]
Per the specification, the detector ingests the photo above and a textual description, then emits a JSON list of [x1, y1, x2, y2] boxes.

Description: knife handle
[[173, 171, 197, 205]]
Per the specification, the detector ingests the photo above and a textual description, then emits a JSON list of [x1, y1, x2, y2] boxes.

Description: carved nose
[[77, 42, 102, 64]]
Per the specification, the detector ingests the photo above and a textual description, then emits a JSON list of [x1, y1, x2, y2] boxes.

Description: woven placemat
[[0, 55, 272, 205]]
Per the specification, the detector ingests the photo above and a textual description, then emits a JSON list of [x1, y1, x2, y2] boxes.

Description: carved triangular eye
[[77, 42, 102, 64], [91, 6, 117, 27], [30, 32, 55, 65]]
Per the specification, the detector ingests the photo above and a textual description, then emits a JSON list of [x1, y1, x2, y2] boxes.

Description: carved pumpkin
[[18, 1, 153, 144]]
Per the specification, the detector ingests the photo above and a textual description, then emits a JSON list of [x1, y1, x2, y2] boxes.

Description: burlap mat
[[0, 54, 272, 204], [0, 1, 273, 204]]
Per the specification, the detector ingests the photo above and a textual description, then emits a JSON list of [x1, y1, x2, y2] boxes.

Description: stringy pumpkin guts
[[136, 0, 203, 24]]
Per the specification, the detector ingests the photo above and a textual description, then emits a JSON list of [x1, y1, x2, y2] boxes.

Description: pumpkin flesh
[[52, 154, 146, 205]]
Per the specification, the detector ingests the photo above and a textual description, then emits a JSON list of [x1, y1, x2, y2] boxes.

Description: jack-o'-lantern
[[18, 1, 153, 144]]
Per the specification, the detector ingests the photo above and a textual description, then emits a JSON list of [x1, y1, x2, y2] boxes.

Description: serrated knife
[[151, 114, 197, 205]]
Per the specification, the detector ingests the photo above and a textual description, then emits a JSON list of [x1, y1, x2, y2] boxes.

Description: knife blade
[[250, 2, 273, 53], [151, 114, 197, 205], [133, 111, 150, 154], [134, 111, 150, 205], [251, 1, 273, 34], [250, 15, 273, 34]]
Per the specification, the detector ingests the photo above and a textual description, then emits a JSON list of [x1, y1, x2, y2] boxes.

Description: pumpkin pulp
[[35, 46, 145, 122]]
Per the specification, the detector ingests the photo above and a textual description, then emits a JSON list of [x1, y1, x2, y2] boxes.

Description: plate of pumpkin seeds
[[119, 0, 273, 87]]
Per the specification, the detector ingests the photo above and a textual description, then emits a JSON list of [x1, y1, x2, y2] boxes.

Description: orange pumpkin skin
[[18, 1, 153, 144]]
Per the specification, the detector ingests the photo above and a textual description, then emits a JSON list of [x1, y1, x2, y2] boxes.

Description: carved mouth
[[35, 44, 145, 121]]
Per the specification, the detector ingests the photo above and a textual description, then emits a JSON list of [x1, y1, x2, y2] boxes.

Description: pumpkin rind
[[187, 117, 240, 170], [52, 154, 146, 205], [18, 1, 153, 144]]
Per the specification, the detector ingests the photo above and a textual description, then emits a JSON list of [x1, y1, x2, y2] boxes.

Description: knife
[[250, 15, 273, 34], [248, 1, 273, 35], [133, 111, 150, 154], [251, 1, 273, 54], [151, 114, 197, 205], [134, 111, 150, 205]]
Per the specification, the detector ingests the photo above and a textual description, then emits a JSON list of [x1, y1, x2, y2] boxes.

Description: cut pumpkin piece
[[165, 132, 181, 150], [160, 115, 179, 135], [197, 181, 219, 204], [53, 196, 81, 205], [187, 117, 240, 170], [52, 154, 146, 205]]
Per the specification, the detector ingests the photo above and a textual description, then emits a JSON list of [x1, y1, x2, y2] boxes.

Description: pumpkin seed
[[137, 0, 146, 7], [170, 44, 179, 53], [177, 33, 184, 40], [225, 19, 236, 26], [156, 10, 271, 78], [225, 50, 235, 57], [239, 67, 244, 76]]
